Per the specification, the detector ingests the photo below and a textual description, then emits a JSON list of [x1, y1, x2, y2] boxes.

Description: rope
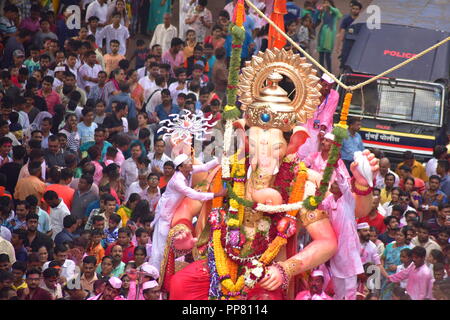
[[244, 0, 450, 92], [245, 0, 343, 86]]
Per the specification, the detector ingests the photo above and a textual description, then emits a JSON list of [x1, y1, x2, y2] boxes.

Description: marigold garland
[[259, 162, 308, 265], [212, 168, 223, 209], [210, 154, 247, 299], [339, 92, 352, 127], [213, 228, 245, 294]]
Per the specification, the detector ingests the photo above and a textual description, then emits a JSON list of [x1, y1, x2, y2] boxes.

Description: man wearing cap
[[87, 276, 126, 300], [12, 50, 26, 70], [142, 280, 161, 300], [150, 154, 226, 271], [304, 132, 349, 179], [321, 152, 379, 301], [357, 222, 382, 266], [295, 270, 333, 300], [298, 73, 340, 160], [53, 65, 66, 90], [127, 262, 159, 300]]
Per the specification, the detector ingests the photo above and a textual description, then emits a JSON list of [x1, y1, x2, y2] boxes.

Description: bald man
[[149, 13, 178, 54], [375, 157, 399, 189]]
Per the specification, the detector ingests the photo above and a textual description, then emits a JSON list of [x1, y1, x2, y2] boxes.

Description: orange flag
[[268, 0, 287, 49]]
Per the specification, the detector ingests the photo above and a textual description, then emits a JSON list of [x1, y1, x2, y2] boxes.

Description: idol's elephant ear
[[286, 126, 310, 155]]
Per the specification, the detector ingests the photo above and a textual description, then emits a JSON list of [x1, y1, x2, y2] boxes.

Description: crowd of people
[[0, 0, 449, 301]]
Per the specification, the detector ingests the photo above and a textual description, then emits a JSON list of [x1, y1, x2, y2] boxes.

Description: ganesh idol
[[157, 49, 379, 300]]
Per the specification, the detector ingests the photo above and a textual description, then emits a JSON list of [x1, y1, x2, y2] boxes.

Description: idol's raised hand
[[173, 229, 198, 251], [350, 149, 379, 187]]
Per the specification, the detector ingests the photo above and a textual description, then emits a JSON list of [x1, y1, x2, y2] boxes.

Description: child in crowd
[[24, 46, 41, 74], [87, 146, 104, 185], [396, 248, 413, 288], [87, 229, 106, 265], [298, 15, 312, 53], [104, 213, 121, 248], [428, 249, 446, 275], [85, 194, 118, 231], [388, 246, 434, 300]]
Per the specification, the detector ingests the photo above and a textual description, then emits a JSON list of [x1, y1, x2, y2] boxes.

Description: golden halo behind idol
[[237, 48, 323, 132]]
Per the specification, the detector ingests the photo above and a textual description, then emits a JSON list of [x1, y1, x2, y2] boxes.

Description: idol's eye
[[272, 143, 283, 151]]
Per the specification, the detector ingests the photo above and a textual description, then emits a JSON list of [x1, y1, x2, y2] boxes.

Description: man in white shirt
[[149, 13, 178, 54], [224, 0, 237, 18], [78, 50, 103, 93], [375, 157, 400, 189], [148, 139, 172, 175], [120, 143, 151, 189], [137, 55, 156, 80], [66, 53, 79, 81], [425, 145, 448, 178], [145, 76, 167, 117], [44, 191, 71, 240], [358, 223, 382, 266], [96, 11, 130, 56], [85, 0, 109, 31], [168, 68, 189, 100], [139, 62, 160, 98], [124, 169, 149, 202], [42, 245, 76, 281]]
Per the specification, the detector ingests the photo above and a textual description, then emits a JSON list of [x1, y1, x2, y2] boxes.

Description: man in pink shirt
[[88, 277, 126, 300], [357, 222, 382, 266], [321, 166, 364, 300], [127, 263, 159, 300], [388, 246, 433, 300], [295, 270, 333, 300], [298, 73, 339, 160], [161, 38, 185, 77], [37, 76, 61, 115], [304, 132, 350, 180]]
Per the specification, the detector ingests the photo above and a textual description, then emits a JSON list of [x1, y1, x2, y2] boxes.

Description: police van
[[336, 0, 449, 162]]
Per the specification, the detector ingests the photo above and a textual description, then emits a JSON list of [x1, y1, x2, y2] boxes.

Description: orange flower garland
[[211, 168, 223, 209], [339, 92, 352, 126], [260, 162, 308, 265], [211, 159, 245, 299]]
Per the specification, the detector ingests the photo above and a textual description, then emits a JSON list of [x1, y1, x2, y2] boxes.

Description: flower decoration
[[244, 259, 266, 289], [257, 218, 271, 234]]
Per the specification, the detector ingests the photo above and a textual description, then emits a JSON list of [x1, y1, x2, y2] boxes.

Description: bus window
[[338, 75, 443, 127]]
